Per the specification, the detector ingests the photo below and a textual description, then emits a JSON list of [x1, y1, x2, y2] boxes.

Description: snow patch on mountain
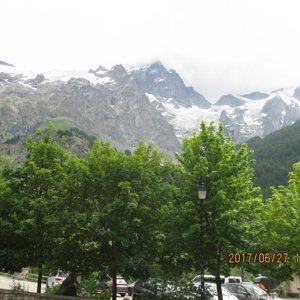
[[145, 93, 219, 140], [146, 84, 300, 143], [0, 64, 39, 80], [44, 69, 114, 85], [145, 93, 159, 104], [0, 64, 114, 86]]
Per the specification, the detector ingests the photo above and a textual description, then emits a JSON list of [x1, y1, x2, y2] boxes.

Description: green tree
[[258, 162, 300, 280], [160, 122, 261, 300], [0, 156, 20, 272], [0, 156, 14, 174], [50, 153, 97, 275], [82, 141, 170, 300], [2, 133, 69, 293], [0, 173, 29, 272]]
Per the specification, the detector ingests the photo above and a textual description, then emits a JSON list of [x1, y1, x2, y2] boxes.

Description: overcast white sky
[[1, 0, 300, 102]]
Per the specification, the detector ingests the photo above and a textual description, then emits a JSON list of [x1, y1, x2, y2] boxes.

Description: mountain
[[212, 90, 300, 143], [128, 61, 210, 108], [0, 128, 95, 164], [241, 91, 269, 100], [0, 62, 181, 155], [1, 60, 300, 155], [215, 94, 244, 107], [128, 62, 212, 140], [247, 119, 300, 198], [129, 63, 300, 143]]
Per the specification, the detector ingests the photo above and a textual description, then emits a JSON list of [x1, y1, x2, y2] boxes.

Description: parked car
[[96, 275, 128, 297], [128, 281, 138, 296], [191, 279, 239, 300], [47, 271, 69, 288], [192, 275, 242, 284], [131, 279, 187, 300], [203, 282, 240, 300], [226, 276, 243, 284], [224, 283, 275, 300], [192, 274, 226, 284]]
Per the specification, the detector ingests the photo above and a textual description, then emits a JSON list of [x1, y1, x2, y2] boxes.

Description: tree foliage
[[257, 162, 300, 280], [158, 122, 262, 298], [1, 133, 69, 292], [83, 141, 170, 277]]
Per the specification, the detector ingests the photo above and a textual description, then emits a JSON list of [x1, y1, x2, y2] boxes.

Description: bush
[[78, 273, 111, 300], [45, 284, 61, 295]]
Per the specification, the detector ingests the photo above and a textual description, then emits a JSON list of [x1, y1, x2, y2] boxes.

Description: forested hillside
[[247, 119, 300, 198], [0, 127, 97, 164]]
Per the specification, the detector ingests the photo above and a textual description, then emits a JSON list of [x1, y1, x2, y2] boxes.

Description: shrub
[[78, 273, 111, 300], [45, 284, 61, 295]]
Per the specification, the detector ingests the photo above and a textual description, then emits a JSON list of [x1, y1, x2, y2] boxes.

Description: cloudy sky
[[1, 0, 300, 102]]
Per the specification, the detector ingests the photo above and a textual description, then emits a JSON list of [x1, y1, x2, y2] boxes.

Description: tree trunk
[[216, 273, 223, 300], [112, 268, 117, 300], [37, 265, 43, 293], [215, 248, 223, 300]]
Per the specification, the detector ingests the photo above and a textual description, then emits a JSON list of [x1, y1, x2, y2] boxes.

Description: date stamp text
[[228, 252, 289, 264]]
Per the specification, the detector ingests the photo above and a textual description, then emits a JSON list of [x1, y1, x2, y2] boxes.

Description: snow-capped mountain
[[128, 62, 300, 143], [127, 62, 215, 140], [1, 59, 300, 153], [0, 61, 181, 153], [129, 61, 211, 109], [216, 89, 300, 142]]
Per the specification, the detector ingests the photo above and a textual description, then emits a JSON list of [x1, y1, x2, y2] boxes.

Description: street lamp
[[198, 182, 207, 201], [198, 182, 207, 300]]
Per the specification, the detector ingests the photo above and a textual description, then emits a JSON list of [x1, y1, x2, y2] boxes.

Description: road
[[0, 275, 129, 299], [0, 274, 46, 293]]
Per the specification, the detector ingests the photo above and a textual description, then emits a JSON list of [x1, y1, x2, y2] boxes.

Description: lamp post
[[198, 182, 207, 300]]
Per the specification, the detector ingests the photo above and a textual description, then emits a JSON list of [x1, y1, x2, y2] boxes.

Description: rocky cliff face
[[128, 62, 213, 141], [0, 61, 181, 153], [261, 96, 300, 136], [215, 95, 244, 107], [128, 61, 211, 108]]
